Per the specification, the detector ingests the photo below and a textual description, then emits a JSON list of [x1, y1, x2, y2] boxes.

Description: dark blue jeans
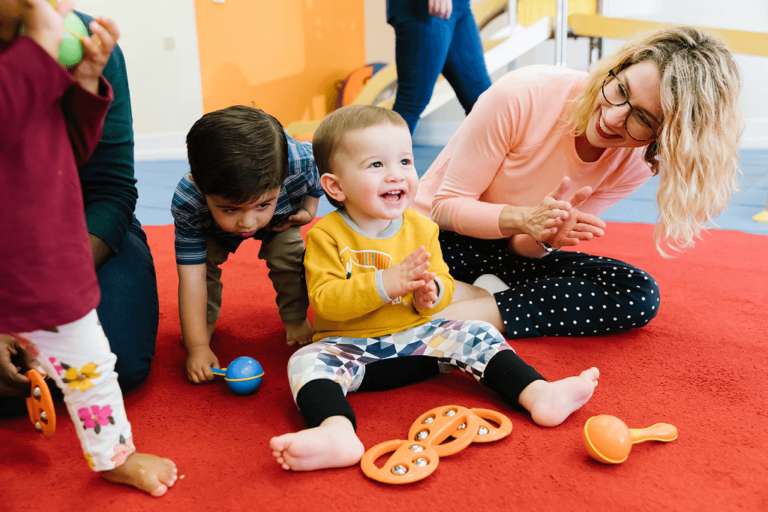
[[0, 217, 158, 418], [98, 217, 159, 392], [388, 0, 492, 133]]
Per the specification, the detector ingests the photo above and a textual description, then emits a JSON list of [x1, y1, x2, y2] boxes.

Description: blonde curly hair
[[570, 26, 743, 256]]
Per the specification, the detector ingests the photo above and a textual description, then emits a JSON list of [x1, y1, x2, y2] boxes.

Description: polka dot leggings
[[439, 231, 660, 339]]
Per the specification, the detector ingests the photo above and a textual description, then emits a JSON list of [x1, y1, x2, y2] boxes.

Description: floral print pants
[[14, 309, 134, 471]]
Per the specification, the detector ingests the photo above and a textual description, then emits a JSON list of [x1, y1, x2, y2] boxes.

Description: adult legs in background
[[389, 0, 490, 134], [97, 218, 159, 392], [437, 231, 660, 337], [439, 0, 492, 113]]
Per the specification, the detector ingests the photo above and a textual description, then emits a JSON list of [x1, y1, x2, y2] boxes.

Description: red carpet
[[2, 222, 767, 511]]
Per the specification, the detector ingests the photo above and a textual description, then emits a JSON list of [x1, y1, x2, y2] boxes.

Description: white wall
[[76, 0, 204, 160], [601, 0, 768, 148], [77, 0, 768, 158]]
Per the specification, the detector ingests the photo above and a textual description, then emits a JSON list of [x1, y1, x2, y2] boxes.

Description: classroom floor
[[135, 147, 768, 235]]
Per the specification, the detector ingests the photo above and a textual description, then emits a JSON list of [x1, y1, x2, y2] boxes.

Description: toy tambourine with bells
[[26, 369, 56, 436], [360, 405, 512, 484]]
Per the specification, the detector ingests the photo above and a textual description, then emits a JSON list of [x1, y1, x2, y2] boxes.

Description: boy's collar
[[337, 209, 403, 240]]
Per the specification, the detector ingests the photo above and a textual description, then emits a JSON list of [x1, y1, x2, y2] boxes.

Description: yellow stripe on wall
[[517, 0, 596, 26]]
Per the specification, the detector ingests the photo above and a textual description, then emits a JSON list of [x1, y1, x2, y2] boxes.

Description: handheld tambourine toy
[[360, 405, 512, 484], [583, 414, 678, 464], [211, 357, 264, 394], [26, 369, 56, 436]]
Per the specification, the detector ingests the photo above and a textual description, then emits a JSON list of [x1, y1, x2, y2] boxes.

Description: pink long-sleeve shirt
[[412, 65, 653, 239]]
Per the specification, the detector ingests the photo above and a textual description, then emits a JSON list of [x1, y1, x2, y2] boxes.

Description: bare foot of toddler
[[284, 319, 313, 347], [518, 367, 599, 427], [269, 416, 364, 471], [101, 452, 178, 497]]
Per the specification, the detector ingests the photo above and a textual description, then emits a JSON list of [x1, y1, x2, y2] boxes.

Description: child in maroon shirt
[[0, 0, 177, 497]]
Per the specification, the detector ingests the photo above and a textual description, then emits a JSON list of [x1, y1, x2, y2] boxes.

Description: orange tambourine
[[430, 407, 513, 449], [26, 369, 56, 436], [360, 405, 512, 484]]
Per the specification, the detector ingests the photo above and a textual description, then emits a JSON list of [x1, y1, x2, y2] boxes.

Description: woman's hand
[[515, 177, 595, 242], [72, 16, 120, 94], [429, 0, 452, 19], [519, 177, 573, 240], [546, 208, 606, 248], [23, 0, 74, 60]]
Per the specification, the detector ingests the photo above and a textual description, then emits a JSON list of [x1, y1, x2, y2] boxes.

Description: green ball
[[58, 13, 87, 67]]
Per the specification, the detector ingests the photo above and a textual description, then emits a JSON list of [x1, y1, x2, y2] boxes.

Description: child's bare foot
[[101, 452, 178, 497], [518, 367, 599, 427], [269, 416, 364, 471], [284, 319, 313, 347]]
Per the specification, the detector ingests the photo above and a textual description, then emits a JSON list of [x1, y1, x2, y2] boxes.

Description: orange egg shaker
[[26, 369, 56, 436], [360, 405, 512, 484], [583, 414, 677, 464]]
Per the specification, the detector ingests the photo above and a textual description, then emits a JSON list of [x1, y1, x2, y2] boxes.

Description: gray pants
[[205, 226, 308, 324]]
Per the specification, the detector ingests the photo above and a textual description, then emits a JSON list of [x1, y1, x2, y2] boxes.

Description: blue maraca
[[211, 357, 264, 394]]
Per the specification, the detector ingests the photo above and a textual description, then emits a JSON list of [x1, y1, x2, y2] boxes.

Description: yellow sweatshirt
[[305, 209, 455, 342]]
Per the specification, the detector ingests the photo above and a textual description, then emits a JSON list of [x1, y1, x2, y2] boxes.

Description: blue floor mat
[[135, 147, 768, 236]]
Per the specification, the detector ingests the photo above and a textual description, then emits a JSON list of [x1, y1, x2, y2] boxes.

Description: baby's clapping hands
[[382, 246, 432, 300], [413, 274, 439, 310]]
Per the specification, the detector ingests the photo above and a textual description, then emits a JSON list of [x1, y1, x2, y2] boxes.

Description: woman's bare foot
[[284, 319, 313, 347], [101, 452, 178, 497], [518, 367, 599, 427], [269, 416, 364, 471]]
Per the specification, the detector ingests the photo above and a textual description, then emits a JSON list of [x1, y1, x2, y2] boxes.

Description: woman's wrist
[[499, 205, 526, 237], [509, 234, 549, 258]]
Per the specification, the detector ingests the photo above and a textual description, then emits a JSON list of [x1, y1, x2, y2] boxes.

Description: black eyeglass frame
[[600, 69, 659, 142]]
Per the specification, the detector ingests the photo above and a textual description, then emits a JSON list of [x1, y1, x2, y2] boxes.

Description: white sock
[[472, 274, 510, 295]]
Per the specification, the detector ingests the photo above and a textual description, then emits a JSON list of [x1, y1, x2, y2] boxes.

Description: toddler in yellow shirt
[[269, 105, 600, 472]]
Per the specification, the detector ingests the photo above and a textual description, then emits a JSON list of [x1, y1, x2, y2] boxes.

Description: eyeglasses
[[601, 69, 660, 142]]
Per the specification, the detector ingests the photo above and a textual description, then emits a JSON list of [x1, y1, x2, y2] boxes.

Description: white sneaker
[[472, 274, 510, 294]]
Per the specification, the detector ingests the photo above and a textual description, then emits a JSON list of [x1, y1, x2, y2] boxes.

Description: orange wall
[[194, 0, 366, 128]]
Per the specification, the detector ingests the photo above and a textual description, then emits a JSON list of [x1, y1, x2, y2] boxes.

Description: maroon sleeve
[[0, 37, 113, 166], [62, 75, 113, 166], [0, 37, 75, 145]]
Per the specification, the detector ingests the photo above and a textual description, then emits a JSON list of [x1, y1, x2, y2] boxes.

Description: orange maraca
[[583, 415, 677, 464]]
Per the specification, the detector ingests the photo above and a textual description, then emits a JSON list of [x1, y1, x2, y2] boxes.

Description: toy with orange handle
[[583, 414, 677, 464], [26, 369, 56, 436]]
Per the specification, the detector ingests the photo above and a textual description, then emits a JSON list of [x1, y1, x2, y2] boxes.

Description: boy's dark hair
[[187, 105, 288, 204], [313, 105, 408, 208]]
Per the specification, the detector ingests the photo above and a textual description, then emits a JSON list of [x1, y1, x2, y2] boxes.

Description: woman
[[412, 26, 742, 337]]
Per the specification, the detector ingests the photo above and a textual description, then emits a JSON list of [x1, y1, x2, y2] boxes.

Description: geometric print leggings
[[439, 231, 660, 338], [287, 318, 548, 429], [288, 318, 512, 402]]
